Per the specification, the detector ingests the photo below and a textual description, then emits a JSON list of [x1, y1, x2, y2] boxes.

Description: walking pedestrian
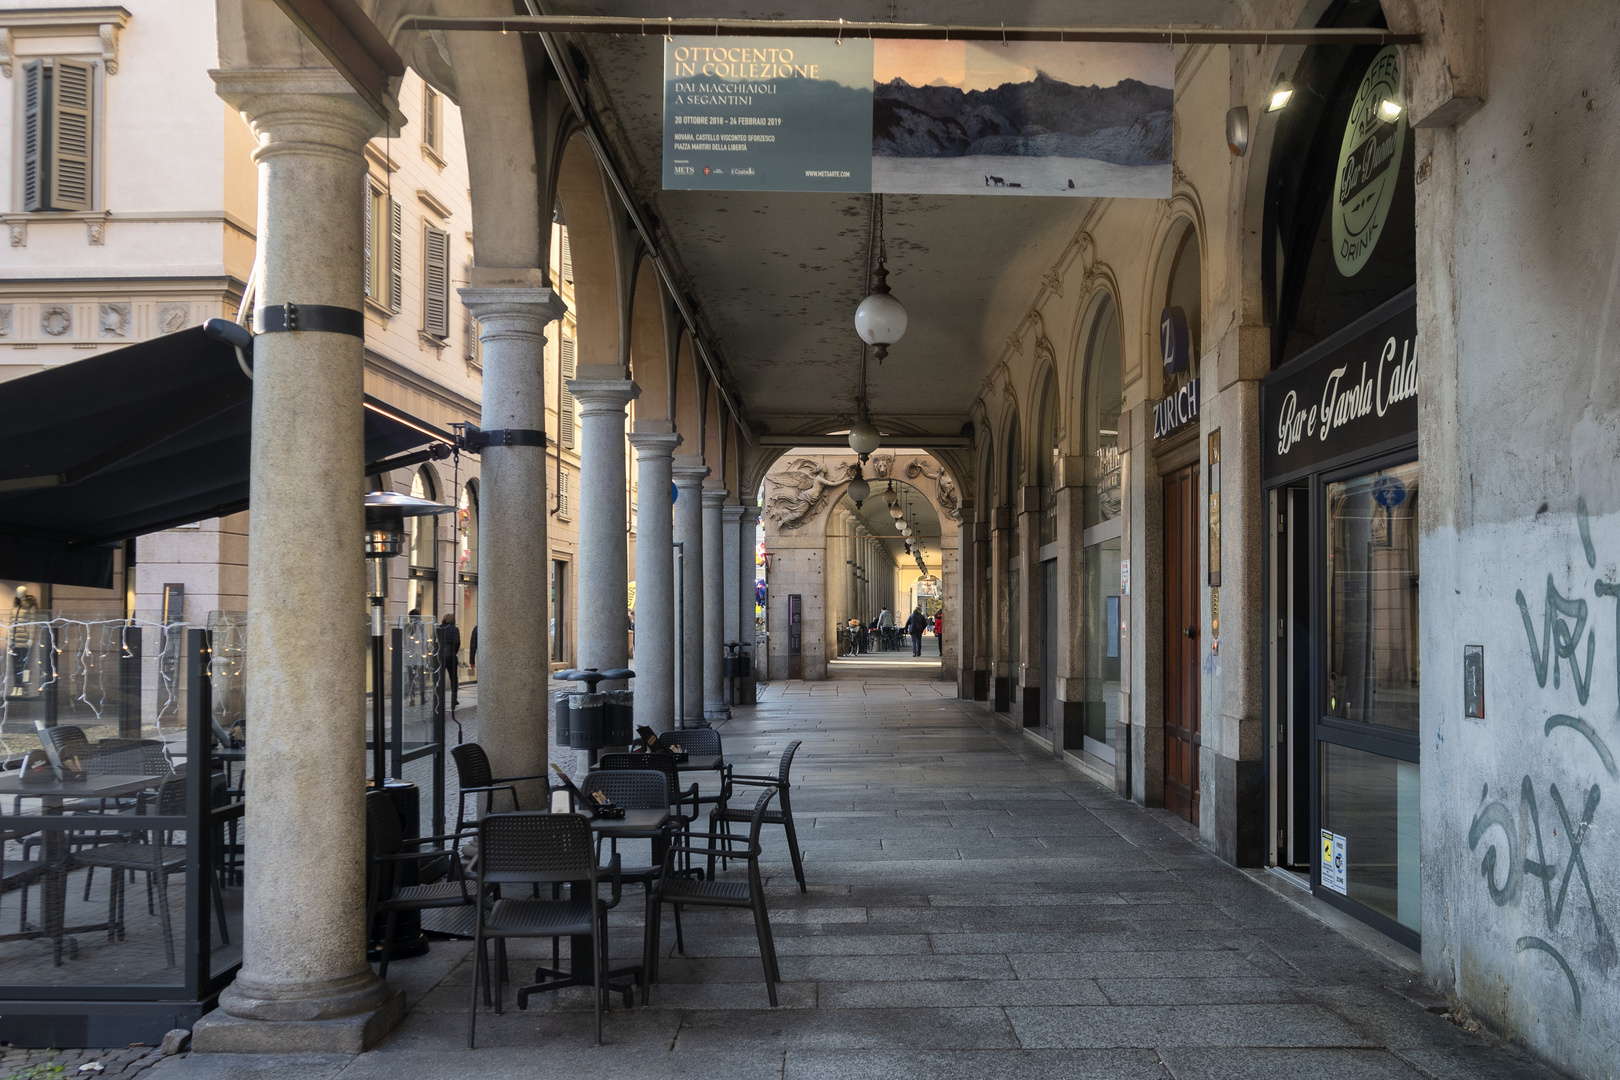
[[907, 608, 927, 656], [934, 610, 944, 655], [437, 613, 462, 710]]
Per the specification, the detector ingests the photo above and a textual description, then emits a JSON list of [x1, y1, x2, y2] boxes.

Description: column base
[[679, 717, 713, 729], [704, 703, 731, 722], [192, 990, 405, 1055]]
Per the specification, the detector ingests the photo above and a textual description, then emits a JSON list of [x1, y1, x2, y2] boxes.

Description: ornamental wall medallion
[[0, 305, 11, 338], [99, 302, 131, 338], [41, 306, 71, 337], [159, 304, 189, 334]]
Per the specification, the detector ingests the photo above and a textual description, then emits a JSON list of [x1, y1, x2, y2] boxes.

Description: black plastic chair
[[74, 776, 230, 967], [364, 791, 476, 977], [647, 788, 782, 1006], [579, 769, 675, 1004], [468, 812, 622, 1048], [710, 740, 806, 892], [450, 742, 550, 835]]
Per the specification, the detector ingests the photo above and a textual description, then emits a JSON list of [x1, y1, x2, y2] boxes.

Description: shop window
[[1321, 741, 1421, 933], [1267, 3, 1416, 367], [1035, 374, 1058, 546], [1325, 461, 1419, 732], [550, 559, 568, 662], [407, 467, 440, 617], [1072, 292, 1124, 761], [1082, 295, 1123, 530]]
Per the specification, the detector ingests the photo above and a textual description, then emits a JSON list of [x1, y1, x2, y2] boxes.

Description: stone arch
[[702, 380, 727, 487], [627, 254, 672, 425], [1139, 212, 1205, 404], [672, 332, 702, 447], [554, 130, 622, 370]]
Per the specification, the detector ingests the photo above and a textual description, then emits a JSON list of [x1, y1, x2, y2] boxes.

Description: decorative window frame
[[3, 8, 128, 215]]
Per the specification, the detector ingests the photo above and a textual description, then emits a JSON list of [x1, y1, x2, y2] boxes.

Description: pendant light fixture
[[854, 194, 907, 363], [847, 466, 870, 506]]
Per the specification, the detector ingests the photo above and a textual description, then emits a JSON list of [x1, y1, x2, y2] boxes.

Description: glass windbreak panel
[[1320, 742, 1420, 932], [0, 616, 208, 991], [1325, 460, 1419, 731], [1071, 538, 1122, 761]]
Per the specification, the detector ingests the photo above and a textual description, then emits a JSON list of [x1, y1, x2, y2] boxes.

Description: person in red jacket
[[933, 611, 944, 655]]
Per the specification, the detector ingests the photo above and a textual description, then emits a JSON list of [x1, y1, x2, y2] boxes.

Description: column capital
[[460, 283, 567, 326], [701, 485, 730, 509], [721, 504, 748, 525], [210, 68, 395, 155], [671, 456, 710, 488], [629, 430, 683, 458], [568, 378, 640, 416]]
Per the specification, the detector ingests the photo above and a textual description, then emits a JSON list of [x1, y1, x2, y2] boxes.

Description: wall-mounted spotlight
[[1266, 79, 1294, 113], [1225, 105, 1249, 156], [1378, 97, 1403, 121]]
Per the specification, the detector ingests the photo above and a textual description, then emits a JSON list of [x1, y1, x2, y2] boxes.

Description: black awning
[[0, 326, 458, 588]]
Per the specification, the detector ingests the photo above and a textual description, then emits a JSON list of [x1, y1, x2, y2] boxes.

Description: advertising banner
[[664, 37, 1172, 197]]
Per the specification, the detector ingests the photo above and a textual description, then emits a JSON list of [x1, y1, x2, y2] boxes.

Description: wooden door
[[1163, 464, 1201, 824]]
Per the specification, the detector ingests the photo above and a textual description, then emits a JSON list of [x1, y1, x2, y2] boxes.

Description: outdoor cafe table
[[674, 754, 722, 773], [0, 772, 167, 965], [527, 807, 671, 999]]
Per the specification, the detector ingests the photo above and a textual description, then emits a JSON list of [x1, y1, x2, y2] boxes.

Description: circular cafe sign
[[1332, 46, 1406, 277]]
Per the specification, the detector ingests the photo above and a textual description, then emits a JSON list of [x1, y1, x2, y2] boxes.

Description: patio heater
[[365, 491, 454, 784], [364, 491, 453, 958]]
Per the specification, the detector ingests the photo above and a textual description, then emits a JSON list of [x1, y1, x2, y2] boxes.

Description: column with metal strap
[[630, 430, 681, 729]]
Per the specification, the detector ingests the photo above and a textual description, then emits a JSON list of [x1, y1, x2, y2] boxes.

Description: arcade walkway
[[148, 677, 1558, 1080]]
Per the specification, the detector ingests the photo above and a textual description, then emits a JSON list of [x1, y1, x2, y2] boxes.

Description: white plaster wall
[[1419, 2, 1620, 1074]]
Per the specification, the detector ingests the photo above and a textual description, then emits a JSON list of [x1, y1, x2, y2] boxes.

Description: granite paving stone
[[136, 674, 1555, 1079]]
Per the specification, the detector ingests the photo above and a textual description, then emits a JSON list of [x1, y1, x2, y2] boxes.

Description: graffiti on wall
[[1469, 498, 1618, 1018]]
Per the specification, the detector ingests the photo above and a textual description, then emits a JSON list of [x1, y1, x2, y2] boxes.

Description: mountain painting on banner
[[662, 37, 1173, 198], [872, 40, 1173, 197]]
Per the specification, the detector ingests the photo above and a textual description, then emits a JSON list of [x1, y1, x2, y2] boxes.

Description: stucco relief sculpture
[[905, 458, 962, 521], [159, 304, 189, 334], [0, 305, 11, 339], [41, 306, 70, 337], [764, 457, 857, 530], [99, 302, 130, 338]]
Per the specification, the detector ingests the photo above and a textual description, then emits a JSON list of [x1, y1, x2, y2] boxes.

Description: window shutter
[[559, 471, 571, 518], [388, 200, 404, 313], [49, 59, 93, 212], [21, 60, 44, 212], [560, 227, 573, 283], [363, 185, 375, 301], [424, 226, 450, 338], [422, 86, 438, 152], [559, 336, 577, 450]]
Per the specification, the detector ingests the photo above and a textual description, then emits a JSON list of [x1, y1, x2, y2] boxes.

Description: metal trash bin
[[554, 689, 576, 749], [569, 692, 605, 751], [604, 689, 635, 744]]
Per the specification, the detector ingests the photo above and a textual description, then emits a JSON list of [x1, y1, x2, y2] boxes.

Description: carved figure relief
[[159, 304, 189, 335], [8, 222, 26, 248], [764, 457, 857, 530], [41, 306, 71, 337], [86, 219, 106, 246], [905, 458, 963, 522], [0, 305, 11, 338], [99, 303, 130, 338]]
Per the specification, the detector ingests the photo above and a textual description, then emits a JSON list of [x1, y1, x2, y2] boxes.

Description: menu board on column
[[663, 37, 1173, 197]]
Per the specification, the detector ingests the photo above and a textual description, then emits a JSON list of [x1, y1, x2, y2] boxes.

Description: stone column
[[459, 277, 565, 799], [702, 484, 729, 722], [671, 456, 709, 726], [199, 72, 398, 1053], [568, 376, 639, 681], [738, 503, 759, 693], [1017, 487, 1043, 731], [630, 430, 681, 730]]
